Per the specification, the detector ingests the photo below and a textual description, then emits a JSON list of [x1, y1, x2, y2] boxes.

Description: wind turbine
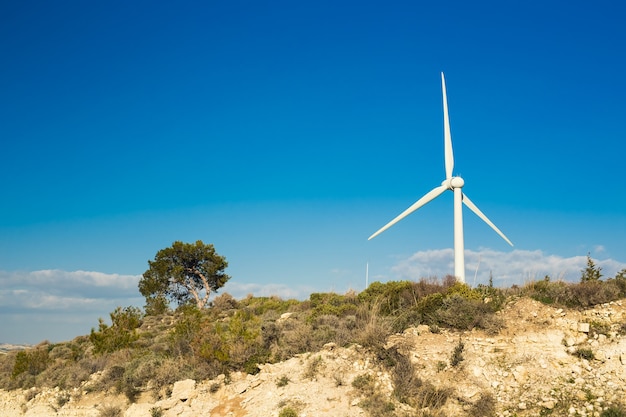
[[368, 72, 513, 283]]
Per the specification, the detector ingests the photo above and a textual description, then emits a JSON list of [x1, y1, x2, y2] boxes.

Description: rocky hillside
[[0, 297, 624, 417]]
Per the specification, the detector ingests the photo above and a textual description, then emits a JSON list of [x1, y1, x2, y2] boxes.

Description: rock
[[171, 379, 196, 401], [24, 405, 56, 417], [513, 366, 528, 384], [278, 312, 294, 323], [415, 324, 430, 335], [578, 323, 590, 333], [125, 403, 154, 417]]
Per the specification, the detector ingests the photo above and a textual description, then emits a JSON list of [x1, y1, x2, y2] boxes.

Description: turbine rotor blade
[[369, 184, 448, 240], [442, 72, 454, 179], [462, 194, 514, 246]]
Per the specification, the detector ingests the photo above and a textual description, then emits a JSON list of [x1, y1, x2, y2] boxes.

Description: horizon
[[1, 1, 625, 344]]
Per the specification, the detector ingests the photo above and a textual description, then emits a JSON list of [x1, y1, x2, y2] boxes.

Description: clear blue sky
[[1, 0, 625, 344]]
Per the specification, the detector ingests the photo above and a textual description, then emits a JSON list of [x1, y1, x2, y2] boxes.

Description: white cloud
[[391, 249, 626, 286], [221, 281, 314, 300], [0, 269, 144, 344], [0, 269, 142, 315]]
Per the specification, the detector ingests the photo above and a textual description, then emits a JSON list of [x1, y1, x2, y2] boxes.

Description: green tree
[[581, 253, 602, 282], [139, 240, 230, 310]]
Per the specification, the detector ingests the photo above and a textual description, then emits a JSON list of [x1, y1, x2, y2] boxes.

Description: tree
[[139, 240, 230, 310], [580, 253, 602, 282]]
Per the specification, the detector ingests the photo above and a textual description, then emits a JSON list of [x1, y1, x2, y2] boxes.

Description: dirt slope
[[1, 297, 625, 417]]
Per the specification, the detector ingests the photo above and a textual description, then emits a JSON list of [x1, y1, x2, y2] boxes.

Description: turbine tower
[[368, 72, 513, 283]]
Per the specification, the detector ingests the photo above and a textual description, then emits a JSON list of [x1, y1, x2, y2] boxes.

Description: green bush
[[573, 347, 595, 361], [450, 338, 465, 367], [99, 406, 122, 417], [278, 407, 298, 417], [601, 404, 626, 417], [90, 306, 143, 354], [524, 268, 625, 308], [435, 294, 502, 331], [11, 348, 50, 379], [358, 281, 417, 315], [391, 349, 422, 405], [469, 392, 496, 417], [308, 292, 358, 319], [276, 375, 290, 387], [524, 276, 569, 305], [303, 355, 324, 380], [568, 281, 621, 307]]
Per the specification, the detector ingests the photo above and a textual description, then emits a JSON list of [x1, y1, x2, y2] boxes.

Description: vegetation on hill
[[1, 246, 625, 416]]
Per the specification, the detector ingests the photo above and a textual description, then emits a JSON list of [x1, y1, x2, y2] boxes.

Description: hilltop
[[0, 276, 625, 417]]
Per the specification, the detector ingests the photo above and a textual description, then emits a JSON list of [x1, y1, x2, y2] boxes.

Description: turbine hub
[[441, 176, 464, 189], [450, 176, 464, 188]]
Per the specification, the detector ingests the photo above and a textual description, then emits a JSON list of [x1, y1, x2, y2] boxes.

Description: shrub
[[99, 406, 122, 417], [446, 282, 482, 300], [55, 392, 71, 408], [352, 373, 374, 392], [434, 294, 502, 332], [601, 404, 626, 417], [303, 355, 323, 380], [391, 349, 423, 405], [569, 281, 621, 307], [359, 393, 396, 417], [524, 276, 569, 305], [589, 320, 611, 337], [352, 372, 396, 417], [211, 293, 239, 311], [168, 305, 203, 357], [469, 392, 496, 417], [573, 347, 595, 361], [308, 292, 358, 319], [90, 306, 142, 354], [11, 348, 50, 379], [611, 270, 626, 297], [358, 281, 418, 315], [450, 338, 465, 367], [276, 375, 290, 387], [355, 302, 394, 350], [278, 407, 298, 417], [417, 382, 453, 409], [415, 293, 445, 323]]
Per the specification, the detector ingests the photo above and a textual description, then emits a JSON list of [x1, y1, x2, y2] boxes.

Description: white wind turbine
[[368, 72, 513, 283]]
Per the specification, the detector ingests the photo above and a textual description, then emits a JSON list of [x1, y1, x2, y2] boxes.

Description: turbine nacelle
[[442, 176, 465, 190]]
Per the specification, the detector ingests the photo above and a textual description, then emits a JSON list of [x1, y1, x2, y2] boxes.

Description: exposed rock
[[577, 322, 590, 333]]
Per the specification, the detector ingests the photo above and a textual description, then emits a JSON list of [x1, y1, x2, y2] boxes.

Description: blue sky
[[1, 1, 625, 344]]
